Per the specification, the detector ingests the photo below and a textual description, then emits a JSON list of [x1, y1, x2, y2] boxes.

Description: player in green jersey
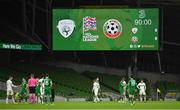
[[35, 78, 41, 103], [119, 77, 126, 102], [35, 75, 44, 104], [127, 77, 137, 105], [20, 78, 28, 103], [43, 74, 53, 104]]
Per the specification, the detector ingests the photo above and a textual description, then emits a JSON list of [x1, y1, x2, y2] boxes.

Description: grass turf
[[0, 101, 180, 109]]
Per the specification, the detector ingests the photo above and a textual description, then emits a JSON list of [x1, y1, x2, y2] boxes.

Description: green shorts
[[35, 87, 40, 96], [20, 89, 27, 96], [44, 88, 51, 96], [129, 89, 136, 95], [36, 91, 40, 96], [119, 88, 125, 95]]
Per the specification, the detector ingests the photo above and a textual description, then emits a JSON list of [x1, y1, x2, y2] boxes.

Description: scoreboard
[[52, 8, 159, 50]]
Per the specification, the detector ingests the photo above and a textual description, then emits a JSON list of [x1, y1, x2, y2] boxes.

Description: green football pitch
[[0, 101, 180, 110]]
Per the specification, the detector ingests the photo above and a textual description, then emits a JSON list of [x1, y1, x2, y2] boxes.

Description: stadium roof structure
[[0, 0, 180, 74]]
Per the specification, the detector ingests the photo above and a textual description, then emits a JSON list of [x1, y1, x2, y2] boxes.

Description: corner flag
[[157, 88, 161, 93]]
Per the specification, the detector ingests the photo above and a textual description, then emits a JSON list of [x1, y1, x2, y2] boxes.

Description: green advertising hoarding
[[0, 43, 42, 50], [53, 8, 159, 50]]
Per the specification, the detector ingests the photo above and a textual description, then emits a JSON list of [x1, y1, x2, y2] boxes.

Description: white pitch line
[[0, 108, 180, 110]]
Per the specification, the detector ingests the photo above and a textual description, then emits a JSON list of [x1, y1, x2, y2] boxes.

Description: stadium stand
[[0, 90, 6, 99], [0, 63, 118, 97], [155, 81, 180, 99], [0, 63, 92, 97], [0, 61, 157, 99], [83, 71, 150, 96]]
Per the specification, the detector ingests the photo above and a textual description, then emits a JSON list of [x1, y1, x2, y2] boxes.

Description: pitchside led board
[[52, 8, 159, 50]]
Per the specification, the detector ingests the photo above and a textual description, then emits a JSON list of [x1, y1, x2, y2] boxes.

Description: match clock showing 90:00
[[134, 9, 153, 26]]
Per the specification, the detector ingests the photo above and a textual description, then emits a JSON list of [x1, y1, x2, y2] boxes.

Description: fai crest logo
[[103, 19, 122, 39], [57, 19, 75, 38]]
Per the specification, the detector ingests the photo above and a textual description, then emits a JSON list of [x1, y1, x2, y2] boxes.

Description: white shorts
[[139, 90, 146, 95], [7, 90, 14, 96], [40, 87, 44, 96], [93, 89, 99, 96]]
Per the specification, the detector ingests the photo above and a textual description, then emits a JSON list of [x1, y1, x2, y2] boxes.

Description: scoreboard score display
[[52, 8, 159, 50]]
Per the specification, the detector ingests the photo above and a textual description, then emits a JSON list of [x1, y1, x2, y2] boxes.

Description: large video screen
[[52, 8, 159, 50]]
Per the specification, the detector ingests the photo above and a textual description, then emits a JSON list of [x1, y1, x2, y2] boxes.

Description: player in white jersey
[[6, 76, 18, 104], [39, 75, 44, 103], [137, 80, 146, 102], [92, 77, 100, 102]]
